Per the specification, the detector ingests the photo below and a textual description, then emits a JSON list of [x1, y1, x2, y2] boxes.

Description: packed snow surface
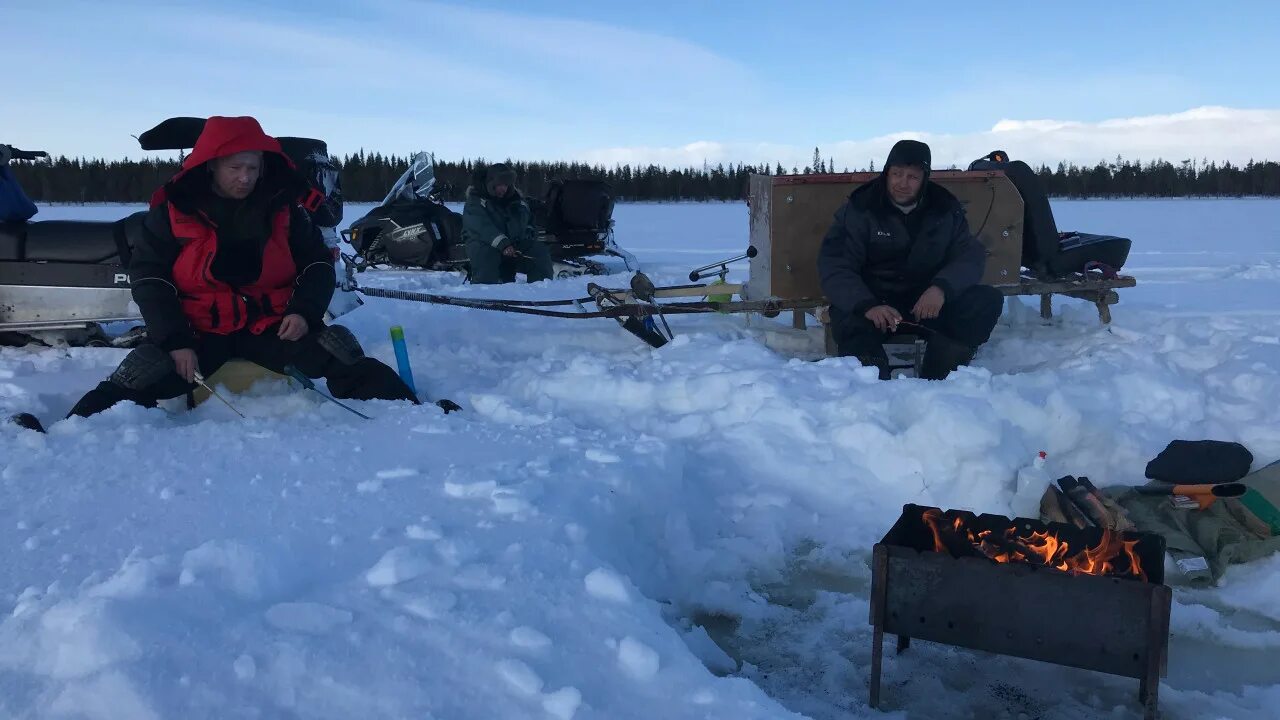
[[2, 198, 1279, 718]]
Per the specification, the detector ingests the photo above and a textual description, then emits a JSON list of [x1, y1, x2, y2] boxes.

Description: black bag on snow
[[1145, 440, 1255, 485]]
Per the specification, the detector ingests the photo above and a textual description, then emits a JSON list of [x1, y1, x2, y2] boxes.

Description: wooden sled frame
[[1012, 272, 1137, 323]]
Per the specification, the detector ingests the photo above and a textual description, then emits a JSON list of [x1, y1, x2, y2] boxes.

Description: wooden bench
[[1000, 273, 1137, 323]]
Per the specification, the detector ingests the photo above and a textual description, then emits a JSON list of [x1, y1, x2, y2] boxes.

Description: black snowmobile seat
[[546, 180, 614, 234], [23, 220, 124, 263], [0, 223, 22, 260], [137, 116, 208, 151]]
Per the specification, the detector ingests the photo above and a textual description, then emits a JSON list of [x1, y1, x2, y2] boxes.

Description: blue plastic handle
[[389, 326, 417, 395]]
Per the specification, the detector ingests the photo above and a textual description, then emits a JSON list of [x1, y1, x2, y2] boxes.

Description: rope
[[354, 285, 825, 319]]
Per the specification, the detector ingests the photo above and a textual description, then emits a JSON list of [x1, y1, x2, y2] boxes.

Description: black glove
[[436, 399, 462, 414]]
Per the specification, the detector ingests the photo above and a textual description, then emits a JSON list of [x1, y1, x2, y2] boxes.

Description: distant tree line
[[8, 147, 1279, 203]]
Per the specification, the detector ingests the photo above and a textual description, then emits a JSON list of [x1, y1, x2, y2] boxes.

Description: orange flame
[[921, 509, 1146, 581]]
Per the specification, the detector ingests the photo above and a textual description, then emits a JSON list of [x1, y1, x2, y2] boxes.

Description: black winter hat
[[884, 140, 931, 174], [486, 162, 517, 196]]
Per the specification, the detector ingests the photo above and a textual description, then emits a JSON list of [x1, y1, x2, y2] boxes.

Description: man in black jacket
[[58, 116, 420, 420], [817, 140, 1004, 380]]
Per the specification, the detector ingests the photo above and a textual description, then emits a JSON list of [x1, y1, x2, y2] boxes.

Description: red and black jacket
[[130, 116, 336, 351]]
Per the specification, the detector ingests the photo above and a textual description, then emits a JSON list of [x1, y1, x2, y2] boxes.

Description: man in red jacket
[[63, 116, 421, 419]]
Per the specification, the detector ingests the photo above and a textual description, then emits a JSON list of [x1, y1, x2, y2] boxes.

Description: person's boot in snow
[[6, 413, 46, 433], [919, 332, 976, 380]]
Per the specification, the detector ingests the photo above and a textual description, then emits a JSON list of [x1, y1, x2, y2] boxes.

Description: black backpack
[[545, 179, 614, 236], [968, 151, 1131, 278], [277, 136, 343, 229], [968, 151, 1060, 275]]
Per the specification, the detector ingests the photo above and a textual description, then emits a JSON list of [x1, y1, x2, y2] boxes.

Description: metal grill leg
[[869, 546, 889, 709], [1040, 294, 1053, 320], [1142, 587, 1171, 720], [897, 635, 911, 653]]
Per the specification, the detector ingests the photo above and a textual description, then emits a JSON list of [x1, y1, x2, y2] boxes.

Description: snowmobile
[[344, 152, 638, 279], [0, 117, 357, 347], [0, 143, 146, 346]]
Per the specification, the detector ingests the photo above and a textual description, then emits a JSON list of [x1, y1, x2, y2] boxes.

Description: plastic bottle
[[1011, 451, 1050, 519]]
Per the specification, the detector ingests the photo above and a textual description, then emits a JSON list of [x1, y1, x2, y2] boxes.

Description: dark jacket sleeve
[[131, 206, 195, 352], [931, 207, 987, 300], [462, 195, 513, 252], [284, 205, 337, 329], [817, 204, 878, 315]]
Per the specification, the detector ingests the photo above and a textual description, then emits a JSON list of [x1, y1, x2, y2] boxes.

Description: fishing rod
[[282, 366, 372, 420], [192, 371, 246, 418]]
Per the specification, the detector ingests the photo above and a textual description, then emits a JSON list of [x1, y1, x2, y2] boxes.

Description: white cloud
[[575, 107, 1280, 170]]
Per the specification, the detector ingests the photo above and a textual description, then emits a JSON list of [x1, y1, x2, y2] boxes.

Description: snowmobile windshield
[[381, 152, 436, 206]]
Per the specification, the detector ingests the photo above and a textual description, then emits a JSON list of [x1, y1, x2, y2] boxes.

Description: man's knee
[[825, 307, 885, 362], [828, 305, 877, 342], [522, 242, 554, 281], [944, 285, 1004, 347], [315, 325, 365, 365], [467, 243, 503, 284], [109, 344, 176, 390], [955, 285, 1004, 315]]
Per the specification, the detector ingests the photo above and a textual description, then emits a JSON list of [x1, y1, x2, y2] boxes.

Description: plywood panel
[[745, 174, 773, 301], [757, 171, 1024, 301]]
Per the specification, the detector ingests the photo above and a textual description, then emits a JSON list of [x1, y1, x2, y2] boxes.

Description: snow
[[617, 636, 661, 680], [1, 199, 1279, 718]]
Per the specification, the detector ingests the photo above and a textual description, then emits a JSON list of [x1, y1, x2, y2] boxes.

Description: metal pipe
[[688, 246, 758, 282]]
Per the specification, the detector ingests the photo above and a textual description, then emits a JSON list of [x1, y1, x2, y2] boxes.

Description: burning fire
[[922, 509, 1147, 581]]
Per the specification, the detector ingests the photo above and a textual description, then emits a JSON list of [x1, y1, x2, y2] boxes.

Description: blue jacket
[[0, 165, 38, 223]]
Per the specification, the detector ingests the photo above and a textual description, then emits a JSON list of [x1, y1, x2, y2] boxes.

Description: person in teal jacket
[[461, 163, 553, 284]]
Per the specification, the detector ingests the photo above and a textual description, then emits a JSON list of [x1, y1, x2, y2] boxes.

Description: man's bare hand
[[501, 245, 518, 258], [912, 286, 945, 321], [277, 314, 310, 341], [864, 305, 902, 332], [170, 349, 199, 383]]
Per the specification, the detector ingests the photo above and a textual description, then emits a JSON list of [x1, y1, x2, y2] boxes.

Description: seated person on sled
[[57, 116, 419, 421], [817, 140, 1004, 380], [461, 162, 553, 284]]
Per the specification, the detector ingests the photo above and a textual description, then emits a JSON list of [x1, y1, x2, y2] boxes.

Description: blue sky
[[9, 0, 1279, 168]]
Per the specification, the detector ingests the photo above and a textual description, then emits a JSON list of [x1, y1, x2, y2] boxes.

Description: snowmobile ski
[[586, 282, 669, 348]]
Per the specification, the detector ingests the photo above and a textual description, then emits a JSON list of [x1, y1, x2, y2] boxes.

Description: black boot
[[856, 353, 893, 381], [7, 413, 46, 433], [919, 333, 976, 380], [325, 357, 420, 403], [66, 381, 146, 418]]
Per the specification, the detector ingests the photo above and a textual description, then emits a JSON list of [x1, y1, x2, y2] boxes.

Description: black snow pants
[[67, 325, 417, 418], [828, 284, 1004, 380]]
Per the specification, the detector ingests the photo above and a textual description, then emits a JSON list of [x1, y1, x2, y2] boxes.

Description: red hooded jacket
[[161, 117, 302, 335]]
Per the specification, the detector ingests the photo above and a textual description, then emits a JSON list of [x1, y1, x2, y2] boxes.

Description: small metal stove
[[869, 503, 1171, 719]]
